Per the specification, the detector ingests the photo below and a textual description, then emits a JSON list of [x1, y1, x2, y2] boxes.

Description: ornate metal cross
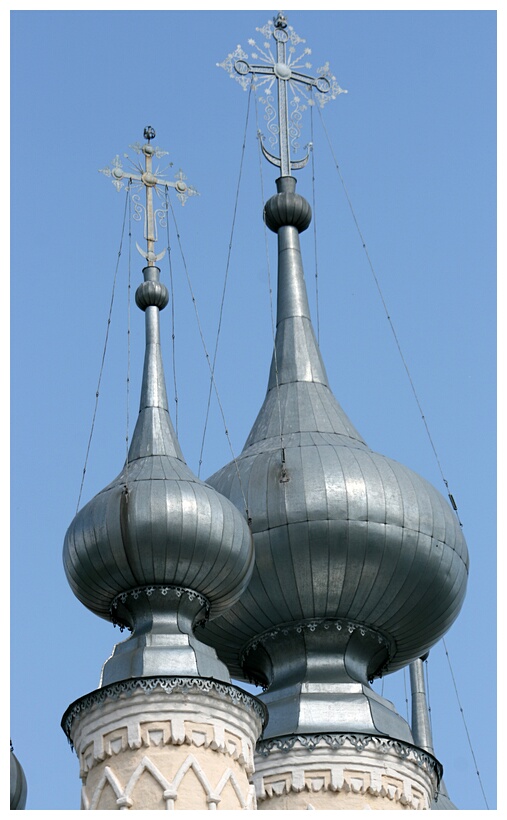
[[218, 12, 346, 177], [99, 126, 198, 264]]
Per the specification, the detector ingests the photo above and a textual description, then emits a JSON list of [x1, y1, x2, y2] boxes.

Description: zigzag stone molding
[[82, 753, 257, 810], [253, 733, 441, 810]]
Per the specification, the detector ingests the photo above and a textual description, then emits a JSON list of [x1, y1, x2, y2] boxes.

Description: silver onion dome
[[197, 177, 468, 739], [10, 745, 27, 810], [63, 264, 254, 684]]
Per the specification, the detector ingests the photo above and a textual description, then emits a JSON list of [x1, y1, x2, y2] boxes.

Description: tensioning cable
[[75, 186, 130, 514], [316, 103, 463, 527], [196, 83, 253, 481], [253, 82, 287, 481], [163, 186, 179, 437], [165, 185, 251, 522]]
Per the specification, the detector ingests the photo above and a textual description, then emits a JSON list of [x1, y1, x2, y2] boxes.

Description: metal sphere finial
[[144, 126, 156, 142], [274, 11, 287, 28]]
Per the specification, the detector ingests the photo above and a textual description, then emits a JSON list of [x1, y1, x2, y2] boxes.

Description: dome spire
[[61, 130, 264, 810], [63, 129, 254, 686], [201, 13, 468, 761], [98, 128, 198, 461], [220, 17, 361, 450]]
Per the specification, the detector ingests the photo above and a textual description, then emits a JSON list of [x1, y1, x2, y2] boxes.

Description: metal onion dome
[[196, 15, 468, 741], [10, 745, 27, 810], [197, 14, 468, 741], [63, 131, 254, 685], [198, 175, 468, 738], [63, 279, 253, 623]]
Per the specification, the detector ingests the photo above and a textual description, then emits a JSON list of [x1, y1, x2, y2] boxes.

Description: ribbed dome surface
[[197, 178, 468, 682], [200, 383, 468, 678], [64, 448, 254, 621]]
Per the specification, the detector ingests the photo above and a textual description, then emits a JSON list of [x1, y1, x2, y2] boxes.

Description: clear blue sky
[[10, 6, 497, 812]]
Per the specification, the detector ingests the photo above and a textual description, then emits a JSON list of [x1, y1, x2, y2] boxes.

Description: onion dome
[[63, 264, 254, 685], [431, 788, 458, 810], [197, 177, 468, 739], [10, 745, 27, 810]]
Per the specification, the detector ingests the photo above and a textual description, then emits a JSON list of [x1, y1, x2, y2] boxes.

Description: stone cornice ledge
[[62, 676, 267, 745], [254, 733, 442, 808], [256, 732, 442, 782]]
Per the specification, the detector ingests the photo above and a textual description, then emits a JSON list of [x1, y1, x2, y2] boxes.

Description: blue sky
[[9, 6, 497, 812]]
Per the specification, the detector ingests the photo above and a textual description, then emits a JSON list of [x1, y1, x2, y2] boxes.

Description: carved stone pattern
[[71, 688, 262, 809], [254, 734, 440, 809], [80, 716, 256, 773], [257, 767, 428, 810], [81, 752, 257, 810], [62, 676, 267, 745]]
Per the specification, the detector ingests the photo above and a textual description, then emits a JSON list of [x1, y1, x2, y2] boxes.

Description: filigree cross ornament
[[218, 12, 346, 177], [99, 126, 199, 264]]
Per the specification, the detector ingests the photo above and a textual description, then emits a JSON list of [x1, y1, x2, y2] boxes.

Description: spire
[[196, 15, 469, 810], [99, 125, 198, 462], [199, 14, 468, 751], [63, 129, 254, 685], [219, 17, 362, 450], [99, 128, 199, 462], [244, 172, 367, 451], [62, 130, 264, 811]]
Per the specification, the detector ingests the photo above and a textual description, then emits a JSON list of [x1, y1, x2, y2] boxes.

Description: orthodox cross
[[99, 126, 198, 264], [218, 12, 346, 177]]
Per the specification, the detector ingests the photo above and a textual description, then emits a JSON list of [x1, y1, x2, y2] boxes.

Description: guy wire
[[75, 186, 130, 514], [317, 105, 462, 527]]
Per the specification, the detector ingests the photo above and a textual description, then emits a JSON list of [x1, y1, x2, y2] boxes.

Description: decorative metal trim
[[241, 617, 393, 664], [109, 585, 211, 630], [217, 13, 346, 177], [256, 732, 443, 784], [62, 676, 267, 746], [99, 128, 198, 264]]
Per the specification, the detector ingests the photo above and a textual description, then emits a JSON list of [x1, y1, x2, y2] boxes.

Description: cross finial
[[143, 125, 156, 142], [99, 127, 199, 265], [218, 14, 347, 177]]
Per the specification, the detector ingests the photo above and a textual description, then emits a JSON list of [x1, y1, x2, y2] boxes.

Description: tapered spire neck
[[135, 265, 170, 412], [263, 177, 330, 392], [128, 265, 184, 462]]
